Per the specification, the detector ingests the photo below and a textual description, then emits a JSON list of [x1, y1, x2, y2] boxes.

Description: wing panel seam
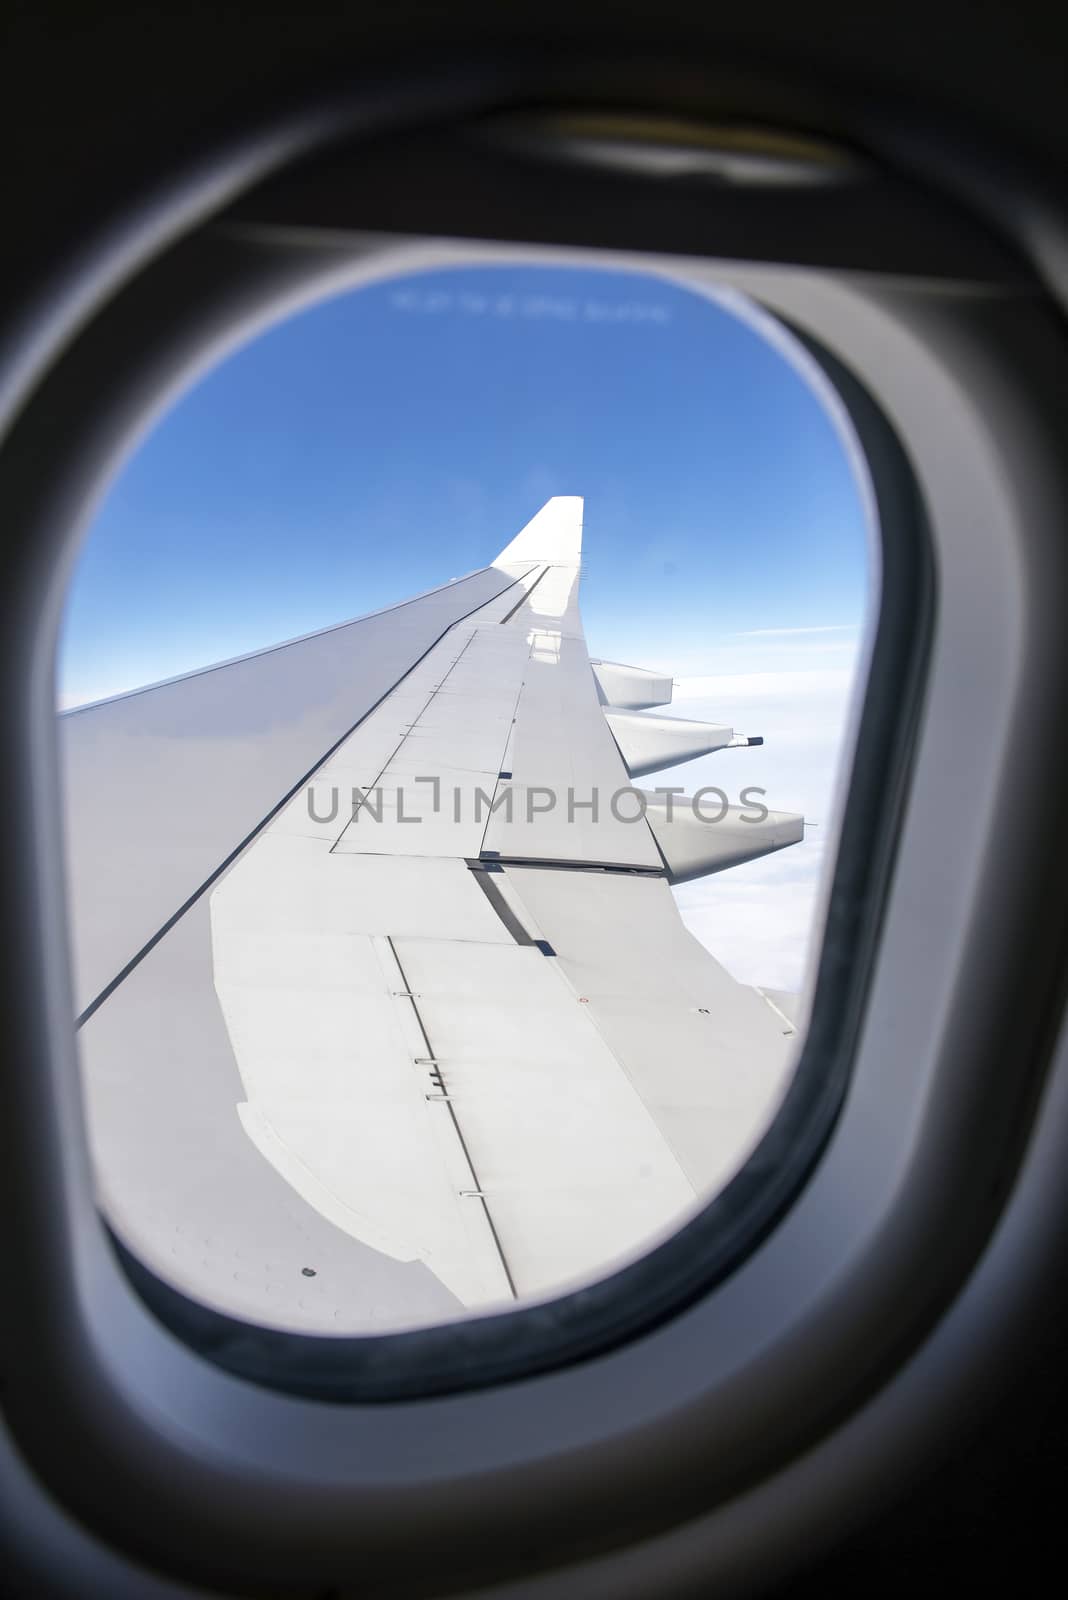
[[385, 937, 517, 1301]]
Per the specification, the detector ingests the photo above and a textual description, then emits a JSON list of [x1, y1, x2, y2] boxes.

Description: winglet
[[493, 496, 584, 567]]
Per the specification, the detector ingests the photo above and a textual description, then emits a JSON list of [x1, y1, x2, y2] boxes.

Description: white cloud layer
[[733, 623, 858, 638], [661, 629, 865, 995]]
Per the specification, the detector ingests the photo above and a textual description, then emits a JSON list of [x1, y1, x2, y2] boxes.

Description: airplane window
[[58, 260, 873, 1354]]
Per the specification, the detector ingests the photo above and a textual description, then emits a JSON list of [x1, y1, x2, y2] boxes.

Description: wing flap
[[392, 936, 695, 1299]]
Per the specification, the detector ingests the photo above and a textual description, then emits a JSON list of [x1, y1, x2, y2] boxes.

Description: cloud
[[654, 630, 865, 997], [673, 666, 854, 709], [674, 839, 829, 993], [732, 623, 859, 638]]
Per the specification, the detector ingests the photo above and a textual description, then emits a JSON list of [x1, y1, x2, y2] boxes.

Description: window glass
[[60, 263, 872, 1334]]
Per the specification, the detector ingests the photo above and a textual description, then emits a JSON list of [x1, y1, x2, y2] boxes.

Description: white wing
[[66, 498, 804, 1332]]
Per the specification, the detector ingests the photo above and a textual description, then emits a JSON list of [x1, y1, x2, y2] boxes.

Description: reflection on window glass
[[59, 263, 872, 1334]]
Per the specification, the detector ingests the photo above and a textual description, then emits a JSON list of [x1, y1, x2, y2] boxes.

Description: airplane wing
[[63, 498, 804, 1332]]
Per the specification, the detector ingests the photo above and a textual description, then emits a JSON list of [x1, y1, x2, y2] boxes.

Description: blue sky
[[57, 263, 872, 991], [59, 263, 868, 704]]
